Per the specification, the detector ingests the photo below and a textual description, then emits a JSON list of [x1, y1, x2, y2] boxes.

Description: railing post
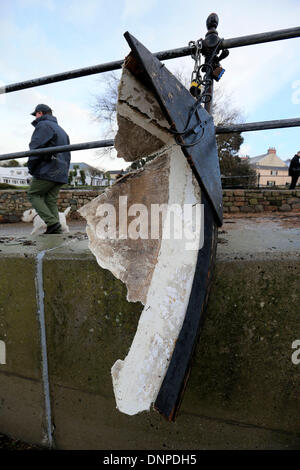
[[202, 13, 220, 114]]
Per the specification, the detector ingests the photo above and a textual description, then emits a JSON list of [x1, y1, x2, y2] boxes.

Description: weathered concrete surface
[[219, 215, 300, 259], [0, 217, 300, 448], [0, 220, 86, 237], [0, 256, 47, 443], [0, 374, 46, 446], [186, 259, 300, 432]]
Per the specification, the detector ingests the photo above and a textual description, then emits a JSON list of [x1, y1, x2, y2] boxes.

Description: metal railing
[[0, 24, 300, 163], [221, 173, 294, 189]]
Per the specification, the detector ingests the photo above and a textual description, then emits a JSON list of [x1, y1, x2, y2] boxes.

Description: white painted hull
[[79, 66, 203, 416]]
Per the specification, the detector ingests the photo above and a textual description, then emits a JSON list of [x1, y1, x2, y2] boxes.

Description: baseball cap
[[30, 104, 52, 116]]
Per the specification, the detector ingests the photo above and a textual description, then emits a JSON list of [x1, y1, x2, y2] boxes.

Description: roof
[[0, 167, 29, 176], [249, 150, 288, 168], [249, 154, 268, 164]]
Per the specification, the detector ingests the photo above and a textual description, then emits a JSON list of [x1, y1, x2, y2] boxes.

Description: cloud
[[90, 149, 129, 172], [135, 0, 300, 117], [0, 18, 67, 83], [17, 0, 55, 9], [122, 0, 158, 20], [59, 0, 104, 27], [1, 0, 300, 168], [239, 143, 251, 156]]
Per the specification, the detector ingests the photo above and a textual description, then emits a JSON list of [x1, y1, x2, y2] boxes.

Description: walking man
[[27, 104, 71, 234], [289, 151, 300, 190]]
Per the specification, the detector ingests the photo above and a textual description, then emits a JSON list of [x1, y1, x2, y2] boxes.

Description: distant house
[[249, 148, 290, 187], [0, 167, 31, 186], [69, 162, 109, 187], [68, 163, 127, 187]]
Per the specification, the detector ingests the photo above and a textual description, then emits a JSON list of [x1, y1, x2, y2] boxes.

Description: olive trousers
[[28, 177, 63, 227]]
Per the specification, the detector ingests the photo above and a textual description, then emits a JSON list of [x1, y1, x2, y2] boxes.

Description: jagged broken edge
[[124, 31, 223, 227], [155, 193, 218, 420], [123, 31, 219, 421]]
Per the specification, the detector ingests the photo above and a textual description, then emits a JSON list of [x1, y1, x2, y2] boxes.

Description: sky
[[0, 0, 300, 170]]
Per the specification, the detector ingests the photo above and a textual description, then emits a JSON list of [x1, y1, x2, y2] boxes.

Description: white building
[[69, 162, 113, 187], [0, 167, 31, 186], [249, 147, 289, 187]]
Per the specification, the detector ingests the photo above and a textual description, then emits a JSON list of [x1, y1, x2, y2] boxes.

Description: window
[[270, 170, 278, 176], [267, 181, 275, 186]]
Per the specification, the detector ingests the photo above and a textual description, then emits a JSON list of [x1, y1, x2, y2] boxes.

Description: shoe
[[44, 223, 62, 234]]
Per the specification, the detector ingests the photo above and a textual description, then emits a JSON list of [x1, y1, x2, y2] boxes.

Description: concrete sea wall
[[223, 189, 300, 214], [1, 189, 300, 222], [0, 189, 100, 222], [0, 235, 300, 449]]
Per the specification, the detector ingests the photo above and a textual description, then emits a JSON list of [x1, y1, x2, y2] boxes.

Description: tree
[[104, 171, 111, 184], [68, 165, 79, 186], [88, 167, 104, 186], [92, 72, 120, 164], [92, 72, 119, 127], [212, 89, 257, 187], [0, 159, 21, 167], [80, 169, 86, 185], [92, 71, 166, 171]]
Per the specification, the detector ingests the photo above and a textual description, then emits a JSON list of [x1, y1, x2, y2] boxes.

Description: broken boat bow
[[124, 31, 223, 227], [123, 32, 222, 420]]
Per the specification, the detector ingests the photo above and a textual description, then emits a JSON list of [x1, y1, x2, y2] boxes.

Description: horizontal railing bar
[[0, 117, 299, 161], [216, 117, 300, 133], [2, 26, 300, 94], [3, 61, 123, 94], [221, 175, 289, 178], [222, 26, 300, 49], [0, 140, 115, 161], [2, 47, 192, 94]]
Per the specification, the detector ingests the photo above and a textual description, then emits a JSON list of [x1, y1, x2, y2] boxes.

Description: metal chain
[[190, 38, 224, 105], [189, 39, 203, 98], [124, 142, 178, 171], [168, 37, 226, 149]]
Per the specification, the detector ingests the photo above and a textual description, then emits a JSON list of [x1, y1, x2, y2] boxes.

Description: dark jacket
[[28, 115, 71, 184], [289, 155, 300, 177]]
